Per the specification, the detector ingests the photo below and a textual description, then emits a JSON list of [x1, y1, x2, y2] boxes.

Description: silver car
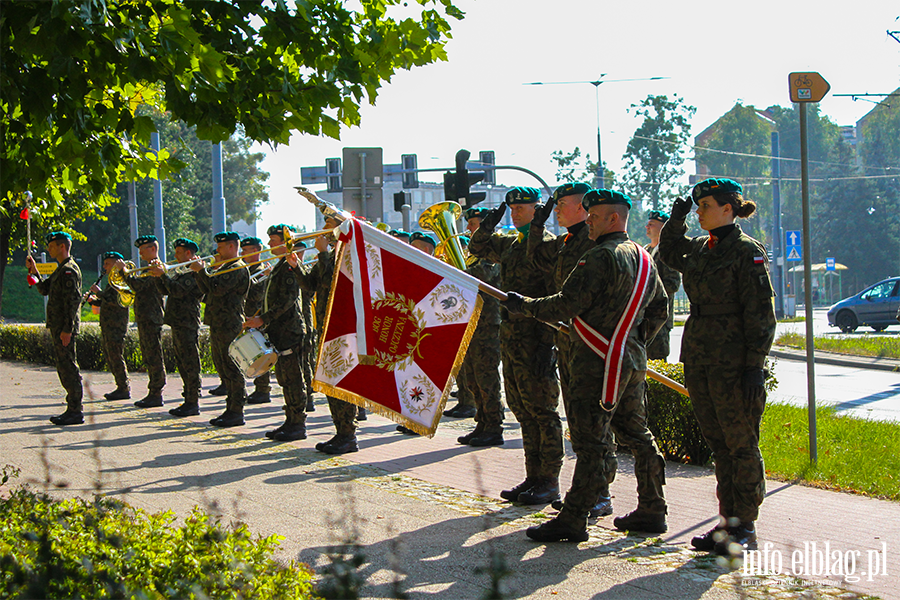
[[826, 276, 900, 333]]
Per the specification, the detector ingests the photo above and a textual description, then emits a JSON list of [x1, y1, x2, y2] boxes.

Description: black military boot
[[518, 478, 560, 505], [104, 388, 130, 401], [714, 521, 757, 556], [357, 406, 367, 421], [272, 422, 306, 441], [208, 383, 228, 396], [50, 410, 84, 426], [266, 423, 288, 440], [613, 508, 668, 534], [316, 434, 341, 450], [134, 394, 163, 408], [210, 409, 244, 427], [457, 423, 485, 445], [246, 390, 271, 405], [169, 401, 200, 417], [396, 425, 420, 436], [590, 495, 613, 518], [500, 477, 538, 502], [321, 435, 359, 454], [691, 519, 729, 552], [468, 431, 504, 447], [306, 397, 316, 412], [526, 516, 589, 543]]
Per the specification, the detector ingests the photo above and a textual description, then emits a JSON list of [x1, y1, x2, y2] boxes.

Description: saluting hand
[[670, 196, 692, 221], [531, 198, 556, 228], [479, 203, 507, 232]]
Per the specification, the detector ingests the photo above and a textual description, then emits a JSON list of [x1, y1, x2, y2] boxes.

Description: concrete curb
[[770, 346, 900, 372]]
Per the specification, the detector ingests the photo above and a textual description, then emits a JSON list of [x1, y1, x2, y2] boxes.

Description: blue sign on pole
[[826, 257, 835, 271], [786, 230, 802, 261]]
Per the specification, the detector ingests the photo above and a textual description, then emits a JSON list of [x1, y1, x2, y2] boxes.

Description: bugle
[[210, 230, 333, 277]]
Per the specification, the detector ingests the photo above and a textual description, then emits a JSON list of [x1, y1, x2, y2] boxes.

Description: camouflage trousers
[[327, 396, 358, 436], [458, 323, 503, 433], [101, 325, 129, 391], [252, 371, 271, 394], [645, 325, 672, 361], [136, 321, 166, 395], [500, 321, 562, 480], [52, 331, 83, 411], [559, 353, 666, 529], [274, 347, 307, 425], [170, 326, 201, 403], [684, 363, 766, 523], [303, 330, 318, 398], [210, 323, 245, 411], [558, 332, 617, 489]]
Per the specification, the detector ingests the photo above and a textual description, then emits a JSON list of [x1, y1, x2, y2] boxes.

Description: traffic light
[[442, 171, 458, 202], [454, 149, 486, 208], [393, 191, 409, 212]]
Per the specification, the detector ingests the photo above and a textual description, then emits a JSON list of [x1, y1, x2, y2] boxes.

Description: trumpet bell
[[418, 201, 468, 271]]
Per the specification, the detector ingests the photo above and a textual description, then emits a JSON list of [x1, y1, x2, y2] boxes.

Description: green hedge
[[0, 323, 217, 374], [0, 486, 315, 599]]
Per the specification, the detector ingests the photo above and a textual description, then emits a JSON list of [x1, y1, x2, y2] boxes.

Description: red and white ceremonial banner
[[313, 219, 483, 436]]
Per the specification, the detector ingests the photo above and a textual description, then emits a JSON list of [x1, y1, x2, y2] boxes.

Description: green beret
[[691, 178, 742, 203], [391, 229, 410, 240], [134, 234, 157, 248], [102, 251, 123, 261], [647, 210, 669, 223], [174, 238, 200, 253], [582, 189, 632, 210], [409, 231, 438, 247], [214, 231, 240, 243], [267, 223, 295, 237], [552, 182, 592, 202], [505, 186, 541, 205], [464, 207, 490, 221], [44, 231, 72, 244], [240, 236, 262, 248]]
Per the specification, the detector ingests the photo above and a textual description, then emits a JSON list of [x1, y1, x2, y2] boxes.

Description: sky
[[252, 0, 900, 232]]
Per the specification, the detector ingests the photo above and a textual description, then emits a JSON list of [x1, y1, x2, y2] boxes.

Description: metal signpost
[[342, 147, 384, 222]]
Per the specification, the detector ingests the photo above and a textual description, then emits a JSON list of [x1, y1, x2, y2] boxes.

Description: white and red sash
[[572, 241, 653, 411]]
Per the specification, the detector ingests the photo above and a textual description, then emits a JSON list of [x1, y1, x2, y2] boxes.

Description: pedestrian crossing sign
[[787, 247, 801, 261]]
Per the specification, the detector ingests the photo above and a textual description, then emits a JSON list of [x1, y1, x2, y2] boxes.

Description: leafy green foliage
[[0, 489, 316, 599]]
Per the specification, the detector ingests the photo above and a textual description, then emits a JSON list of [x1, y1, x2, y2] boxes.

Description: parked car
[[826, 276, 900, 333]]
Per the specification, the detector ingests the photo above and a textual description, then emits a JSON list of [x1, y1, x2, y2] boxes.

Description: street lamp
[[524, 75, 669, 188]]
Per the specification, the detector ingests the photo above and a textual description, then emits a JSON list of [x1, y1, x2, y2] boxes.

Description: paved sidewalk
[[1, 359, 898, 599]]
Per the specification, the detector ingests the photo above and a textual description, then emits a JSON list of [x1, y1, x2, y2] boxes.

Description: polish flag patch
[[753, 256, 765, 265]]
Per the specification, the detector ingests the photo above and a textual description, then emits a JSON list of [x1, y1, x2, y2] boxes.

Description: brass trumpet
[[210, 229, 334, 277]]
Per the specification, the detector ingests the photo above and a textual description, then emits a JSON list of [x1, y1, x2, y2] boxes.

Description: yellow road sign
[[789, 72, 830, 103], [35, 262, 58, 275]]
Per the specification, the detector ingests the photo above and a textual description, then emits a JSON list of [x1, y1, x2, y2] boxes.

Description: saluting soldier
[[659, 179, 776, 556], [244, 224, 309, 441], [240, 236, 272, 405], [150, 238, 204, 416], [454, 207, 504, 445], [644, 210, 682, 362], [503, 189, 670, 542], [192, 231, 250, 427], [116, 235, 166, 408], [291, 216, 359, 454], [528, 182, 617, 519], [27, 231, 84, 425], [88, 251, 131, 400], [468, 186, 563, 506]]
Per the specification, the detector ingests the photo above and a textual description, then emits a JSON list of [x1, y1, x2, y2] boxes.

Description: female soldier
[[658, 178, 775, 556]]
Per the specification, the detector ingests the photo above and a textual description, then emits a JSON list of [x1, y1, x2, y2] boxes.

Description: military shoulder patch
[[753, 256, 765, 265]]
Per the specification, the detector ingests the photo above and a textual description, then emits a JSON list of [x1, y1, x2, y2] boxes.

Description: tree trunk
[[0, 216, 11, 314]]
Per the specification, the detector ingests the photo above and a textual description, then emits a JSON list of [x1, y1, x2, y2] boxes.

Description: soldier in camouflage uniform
[[117, 235, 166, 407], [244, 225, 308, 441], [88, 251, 130, 400], [469, 187, 563, 506], [192, 231, 250, 427], [241, 236, 272, 405], [528, 182, 617, 519], [150, 238, 204, 417], [503, 190, 670, 542], [293, 241, 320, 413], [659, 178, 775, 556], [455, 207, 503, 444], [28, 231, 84, 425], [291, 216, 359, 454], [644, 210, 682, 361]]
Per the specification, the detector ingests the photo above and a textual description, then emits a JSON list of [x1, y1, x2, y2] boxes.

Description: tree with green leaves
[[620, 94, 696, 211], [1, 0, 462, 309], [550, 147, 613, 187]]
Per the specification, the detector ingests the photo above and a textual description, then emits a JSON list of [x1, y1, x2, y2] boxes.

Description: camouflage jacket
[[97, 281, 129, 332], [260, 257, 305, 351], [528, 221, 595, 293], [522, 232, 668, 373], [658, 220, 775, 368], [125, 270, 165, 326], [465, 258, 501, 327], [156, 270, 202, 331], [35, 255, 81, 335], [293, 249, 335, 333], [244, 263, 266, 317], [646, 243, 682, 329], [195, 258, 249, 330], [468, 225, 556, 322]]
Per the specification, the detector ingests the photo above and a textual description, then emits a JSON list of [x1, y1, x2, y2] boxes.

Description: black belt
[[690, 302, 742, 317]]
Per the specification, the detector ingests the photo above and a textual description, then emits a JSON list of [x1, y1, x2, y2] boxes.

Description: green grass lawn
[[775, 331, 900, 359], [761, 402, 900, 501]]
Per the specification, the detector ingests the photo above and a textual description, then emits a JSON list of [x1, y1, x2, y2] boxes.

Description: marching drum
[[229, 328, 278, 378]]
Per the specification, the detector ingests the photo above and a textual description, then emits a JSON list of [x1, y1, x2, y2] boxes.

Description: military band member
[[503, 189, 670, 542], [389, 229, 411, 244], [27, 231, 84, 425], [409, 231, 437, 255], [644, 210, 682, 362], [528, 182, 617, 518], [192, 231, 250, 427], [150, 238, 204, 416], [293, 240, 320, 413], [117, 235, 166, 407], [660, 178, 776, 556], [241, 236, 272, 405], [469, 187, 563, 506], [291, 216, 359, 454], [244, 225, 308, 441], [89, 251, 130, 400]]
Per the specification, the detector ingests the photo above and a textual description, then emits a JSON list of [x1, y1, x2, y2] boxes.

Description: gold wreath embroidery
[[370, 290, 429, 372], [428, 283, 469, 324], [398, 373, 437, 416], [340, 241, 382, 279], [322, 337, 355, 379]]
